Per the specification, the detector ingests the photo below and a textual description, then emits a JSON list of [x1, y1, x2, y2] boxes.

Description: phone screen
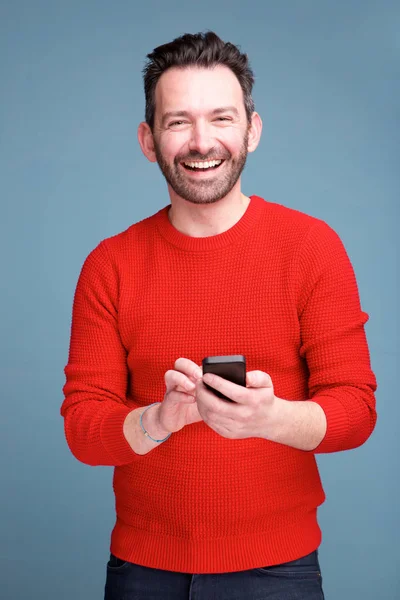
[[202, 355, 246, 401]]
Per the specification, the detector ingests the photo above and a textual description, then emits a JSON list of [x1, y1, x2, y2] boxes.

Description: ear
[[137, 122, 157, 163], [247, 112, 262, 153]]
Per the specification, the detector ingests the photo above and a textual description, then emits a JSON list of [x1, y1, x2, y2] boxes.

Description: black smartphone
[[202, 355, 246, 402]]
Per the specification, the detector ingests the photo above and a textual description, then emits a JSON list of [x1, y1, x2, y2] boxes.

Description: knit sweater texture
[[61, 195, 377, 573]]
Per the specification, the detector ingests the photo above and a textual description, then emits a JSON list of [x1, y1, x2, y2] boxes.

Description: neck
[[167, 185, 251, 238]]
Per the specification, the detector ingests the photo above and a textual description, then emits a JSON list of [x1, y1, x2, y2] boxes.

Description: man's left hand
[[195, 370, 278, 439]]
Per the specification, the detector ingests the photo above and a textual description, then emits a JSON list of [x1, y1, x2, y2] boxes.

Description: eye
[[215, 117, 232, 123], [168, 120, 187, 127]]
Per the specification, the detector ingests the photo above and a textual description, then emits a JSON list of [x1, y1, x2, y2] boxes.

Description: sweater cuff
[[100, 405, 140, 464], [308, 396, 349, 453]]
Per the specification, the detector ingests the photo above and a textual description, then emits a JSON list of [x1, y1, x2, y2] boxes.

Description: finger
[[246, 370, 273, 389], [174, 357, 203, 381], [201, 373, 248, 405], [164, 369, 196, 393], [186, 402, 203, 425], [175, 384, 194, 394], [167, 390, 196, 404], [196, 381, 235, 416]]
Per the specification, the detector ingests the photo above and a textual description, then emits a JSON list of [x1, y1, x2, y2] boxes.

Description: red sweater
[[61, 195, 377, 573]]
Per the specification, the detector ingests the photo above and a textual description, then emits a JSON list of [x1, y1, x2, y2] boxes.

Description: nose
[[188, 120, 214, 157]]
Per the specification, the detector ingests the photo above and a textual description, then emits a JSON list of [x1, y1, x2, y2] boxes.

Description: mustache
[[175, 149, 232, 163]]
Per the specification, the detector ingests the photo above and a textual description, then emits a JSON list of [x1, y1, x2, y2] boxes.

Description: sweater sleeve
[[296, 221, 377, 453], [61, 241, 141, 466]]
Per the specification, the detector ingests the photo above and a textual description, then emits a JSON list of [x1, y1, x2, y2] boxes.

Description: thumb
[[246, 370, 273, 389]]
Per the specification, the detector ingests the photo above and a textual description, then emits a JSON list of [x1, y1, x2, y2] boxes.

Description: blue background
[[1, 1, 398, 598]]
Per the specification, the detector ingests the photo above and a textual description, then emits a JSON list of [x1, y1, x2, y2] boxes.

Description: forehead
[[154, 65, 245, 117]]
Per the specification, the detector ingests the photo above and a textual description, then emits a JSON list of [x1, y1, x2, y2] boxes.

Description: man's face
[[151, 65, 250, 205]]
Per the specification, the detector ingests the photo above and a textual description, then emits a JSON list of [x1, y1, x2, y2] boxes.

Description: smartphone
[[202, 355, 246, 402]]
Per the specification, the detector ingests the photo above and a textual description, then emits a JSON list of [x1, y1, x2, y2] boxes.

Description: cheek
[[159, 132, 191, 158], [219, 128, 247, 153]]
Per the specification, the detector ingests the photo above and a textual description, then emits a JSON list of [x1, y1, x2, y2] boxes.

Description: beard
[[153, 131, 249, 205]]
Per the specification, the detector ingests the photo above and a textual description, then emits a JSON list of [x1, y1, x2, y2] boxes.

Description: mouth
[[181, 159, 225, 173]]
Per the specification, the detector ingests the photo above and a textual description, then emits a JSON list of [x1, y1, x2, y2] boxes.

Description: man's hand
[[124, 358, 203, 455], [195, 369, 327, 450], [148, 358, 203, 438], [195, 370, 277, 439]]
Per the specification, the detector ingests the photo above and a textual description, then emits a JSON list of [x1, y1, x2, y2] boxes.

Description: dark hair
[[143, 31, 255, 129]]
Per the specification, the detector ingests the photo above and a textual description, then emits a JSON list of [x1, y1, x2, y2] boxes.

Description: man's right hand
[[123, 358, 203, 455], [156, 357, 203, 434]]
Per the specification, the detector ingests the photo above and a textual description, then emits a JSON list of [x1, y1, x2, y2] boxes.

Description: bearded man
[[61, 31, 377, 600]]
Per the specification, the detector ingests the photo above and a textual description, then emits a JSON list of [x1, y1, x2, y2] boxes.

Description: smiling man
[[141, 66, 253, 207], [61, 32, 377, 600]]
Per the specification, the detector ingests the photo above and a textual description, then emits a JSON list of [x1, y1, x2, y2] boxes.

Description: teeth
[[184, 159, 222, 169]]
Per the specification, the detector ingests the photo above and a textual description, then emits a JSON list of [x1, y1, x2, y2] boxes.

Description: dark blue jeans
[[104, 550, 325, 599]]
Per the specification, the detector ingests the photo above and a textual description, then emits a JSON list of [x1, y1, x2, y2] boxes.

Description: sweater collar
[[155, 195, 265, 252]]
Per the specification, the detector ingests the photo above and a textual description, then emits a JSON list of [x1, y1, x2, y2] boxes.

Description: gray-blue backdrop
[[1, 1, 398, 598]]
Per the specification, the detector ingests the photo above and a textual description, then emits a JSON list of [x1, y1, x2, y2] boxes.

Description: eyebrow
[[212, 106, 240, 117], [161, 106, 240, 125]]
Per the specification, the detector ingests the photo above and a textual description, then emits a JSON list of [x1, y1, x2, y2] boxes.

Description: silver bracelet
[[139, 403, 171, 443]]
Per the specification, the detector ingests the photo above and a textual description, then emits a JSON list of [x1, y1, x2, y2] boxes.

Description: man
[[61, 31, 377, 599]]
